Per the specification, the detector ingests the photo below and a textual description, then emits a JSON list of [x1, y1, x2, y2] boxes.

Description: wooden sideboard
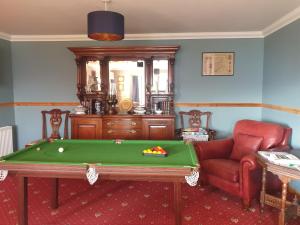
[[69, 46, 179, 140], [70, 114, 175, 140]]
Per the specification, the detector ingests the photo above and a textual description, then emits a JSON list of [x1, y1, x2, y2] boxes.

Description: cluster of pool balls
[[143, 146, 167, 156]]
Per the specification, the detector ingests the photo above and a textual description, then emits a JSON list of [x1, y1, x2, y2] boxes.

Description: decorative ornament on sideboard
[[88, 0, 124, 41], [106, 94, 118, 115]]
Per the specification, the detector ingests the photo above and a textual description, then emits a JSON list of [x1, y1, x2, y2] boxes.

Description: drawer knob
[[107, 122, 114, 126], [107, 129, 113, 133], [129, 129, 136, 134], [131, 122, 136, 126]]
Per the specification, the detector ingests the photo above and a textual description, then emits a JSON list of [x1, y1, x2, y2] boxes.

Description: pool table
[[0, 139, 199, 225]]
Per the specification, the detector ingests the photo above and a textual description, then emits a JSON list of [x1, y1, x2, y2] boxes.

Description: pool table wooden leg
[[51, 178, 59, 209], [174, 182, 182, 225], [18, 176, 28, 225]]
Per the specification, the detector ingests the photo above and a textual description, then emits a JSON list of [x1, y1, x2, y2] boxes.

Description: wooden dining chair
[[41, 109, 70, 209], [178, 110, 216, 140], [42, 109, 70, 140]]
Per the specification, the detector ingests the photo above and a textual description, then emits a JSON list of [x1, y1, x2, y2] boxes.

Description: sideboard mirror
[[109, 60, 145, 107], [69, 46, 179, 115], [152, 59, 169, 94], [86, 60, 101, 93]]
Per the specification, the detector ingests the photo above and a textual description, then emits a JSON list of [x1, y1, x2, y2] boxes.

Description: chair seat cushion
[[230, 133, 263, 160], [201, 159, 240, 183]]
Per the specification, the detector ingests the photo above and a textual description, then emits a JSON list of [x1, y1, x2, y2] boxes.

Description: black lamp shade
[[88, 11, 124, 41]]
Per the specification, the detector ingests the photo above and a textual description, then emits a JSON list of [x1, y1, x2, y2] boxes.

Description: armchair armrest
[[240, 154, 260, 171], [193, 138, 234, 161], [240, 153, 262, 204]]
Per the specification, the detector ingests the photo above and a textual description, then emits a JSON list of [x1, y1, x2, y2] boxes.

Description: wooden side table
[[256, 154, 300, 225]]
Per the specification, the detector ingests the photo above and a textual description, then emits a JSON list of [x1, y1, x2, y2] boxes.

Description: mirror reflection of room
[[109, 60, 145, 107], [86, 61, 101, 92], [152, 60, 169, 94]]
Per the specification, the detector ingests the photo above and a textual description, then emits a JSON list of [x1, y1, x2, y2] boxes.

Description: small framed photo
[[202, 52, 234, 76]]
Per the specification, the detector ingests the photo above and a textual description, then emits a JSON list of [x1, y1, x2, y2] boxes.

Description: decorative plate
[[119, 98, 133, 113]]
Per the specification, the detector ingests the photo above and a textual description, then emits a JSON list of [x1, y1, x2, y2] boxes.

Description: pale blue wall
[[0, 38, 14, 127], [263, 19, 300, 148], [11, 39, 264, 147], [3, 21, 300, 149]]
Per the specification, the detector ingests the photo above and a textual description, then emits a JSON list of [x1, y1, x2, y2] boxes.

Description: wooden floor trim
[[1, 102, 300, 115]]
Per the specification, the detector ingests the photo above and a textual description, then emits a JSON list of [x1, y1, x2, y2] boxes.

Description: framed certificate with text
[[202, 52, 234, 76]]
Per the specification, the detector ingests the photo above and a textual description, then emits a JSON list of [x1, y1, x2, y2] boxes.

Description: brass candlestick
[[107, 94, 118, 114]]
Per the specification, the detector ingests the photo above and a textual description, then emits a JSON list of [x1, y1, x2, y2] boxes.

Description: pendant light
[[88, 0, 124, 41]]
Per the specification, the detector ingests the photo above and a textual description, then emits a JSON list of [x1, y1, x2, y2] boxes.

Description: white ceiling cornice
[[125, 32, 264, 40], [9, 31, 263, 42], [0, 32, 11, 41], [10, 34, 88, 42], [263, 5, 300, 37]]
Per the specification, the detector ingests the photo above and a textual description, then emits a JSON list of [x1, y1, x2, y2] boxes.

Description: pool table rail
[[0, 161, 198, 181]]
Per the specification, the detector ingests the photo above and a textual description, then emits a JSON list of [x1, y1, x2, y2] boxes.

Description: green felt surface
[[1, 140, 198, 168]]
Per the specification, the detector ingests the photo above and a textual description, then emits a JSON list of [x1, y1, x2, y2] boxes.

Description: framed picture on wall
[[202, 52, 234, 76]]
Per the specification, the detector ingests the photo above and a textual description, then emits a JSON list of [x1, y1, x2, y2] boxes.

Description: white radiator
[[0, 126, 13, 157]]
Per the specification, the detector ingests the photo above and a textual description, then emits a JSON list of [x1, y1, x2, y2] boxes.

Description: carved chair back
[[178, 110, 216, 140], [42, 109, 70, 140], [179, 110, 211, 130]]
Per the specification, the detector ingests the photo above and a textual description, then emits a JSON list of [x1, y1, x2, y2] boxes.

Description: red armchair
[[194, 119, 292, 208]]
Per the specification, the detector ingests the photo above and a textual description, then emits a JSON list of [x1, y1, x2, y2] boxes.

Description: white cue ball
[[58, 147, 64, 153]]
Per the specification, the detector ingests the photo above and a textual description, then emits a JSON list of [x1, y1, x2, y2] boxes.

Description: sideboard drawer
[[103, 119, 142, 129], [102, 129, 142, 140]]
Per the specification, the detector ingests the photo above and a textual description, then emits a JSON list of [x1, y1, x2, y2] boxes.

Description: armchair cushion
[[230, 133, 263, 160], [201, 159, 240, 183]]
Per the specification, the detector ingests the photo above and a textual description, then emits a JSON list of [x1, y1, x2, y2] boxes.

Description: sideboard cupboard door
[[143, 119, 175, 140], [71, 117, 102, 140]]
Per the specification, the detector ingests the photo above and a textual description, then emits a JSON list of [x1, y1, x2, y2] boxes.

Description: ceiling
[[1, 0, 300, 37]]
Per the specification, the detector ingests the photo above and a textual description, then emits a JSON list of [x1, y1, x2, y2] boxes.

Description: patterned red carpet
[[0, 177, 299, 225]]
